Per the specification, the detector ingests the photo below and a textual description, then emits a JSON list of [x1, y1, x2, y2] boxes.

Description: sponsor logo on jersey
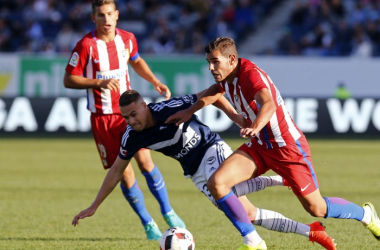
[[69, 52, 79, 67], [96, 69, 127, 80], [206, 156, 216, 165], [159, 126, 167, 130], [174, 133, 201, 159]]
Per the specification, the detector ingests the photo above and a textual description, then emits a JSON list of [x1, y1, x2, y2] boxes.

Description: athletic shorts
[[238, 136, 319, 196], [190, 141, 233, 205], [90, 113, 126, 169], [90, 114, 149, 169]]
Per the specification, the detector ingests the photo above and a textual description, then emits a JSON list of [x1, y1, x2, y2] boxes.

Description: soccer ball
[[159, 227, 195, 250]]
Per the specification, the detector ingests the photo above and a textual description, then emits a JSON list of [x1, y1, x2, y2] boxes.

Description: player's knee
[[207, 176, 229, 195]]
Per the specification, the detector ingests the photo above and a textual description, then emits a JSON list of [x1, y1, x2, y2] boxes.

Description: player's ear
[[115, 10, 119, 20], [90, 14, 95, 23], [229, 54, 236, 66]]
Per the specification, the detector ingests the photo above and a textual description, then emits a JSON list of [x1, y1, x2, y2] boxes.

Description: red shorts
[[238, 136, 319, 196], [91, 113, 126, 169]]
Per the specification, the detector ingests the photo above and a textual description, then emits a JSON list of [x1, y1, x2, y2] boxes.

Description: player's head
[[119, 90, 151, 131], [91, 0, 119, 39], [204, 37, 238, 83]]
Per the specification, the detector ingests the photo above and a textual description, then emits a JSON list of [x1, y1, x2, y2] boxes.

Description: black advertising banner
[[0, 97, 379, 136]]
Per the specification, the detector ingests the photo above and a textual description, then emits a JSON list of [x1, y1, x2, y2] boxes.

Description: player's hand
[[240, 128, 257, 138], [154, 82, 171, 100], [99, 79, 120, 91], [72, 206, 97, 227], [165, 110, 192, 126]]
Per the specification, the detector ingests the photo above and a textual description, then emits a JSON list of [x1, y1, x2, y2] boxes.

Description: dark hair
[[119, 90, 142, 107], [204, 37, 238, 58], [92, 0, 116, 14]]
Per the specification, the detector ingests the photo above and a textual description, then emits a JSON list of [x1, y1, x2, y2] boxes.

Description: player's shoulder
[[75, 31, 96, 48], [117, 29, 136, 40], [240, 58, 265, 78]]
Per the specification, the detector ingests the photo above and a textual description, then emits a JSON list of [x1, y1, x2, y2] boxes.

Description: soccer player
[[72, 90, 337, 250], [166, 37, 380, 250], [63, 0, 184, 240]]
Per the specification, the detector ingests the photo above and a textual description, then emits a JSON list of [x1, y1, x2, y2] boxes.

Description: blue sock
[[324, 197, 364, 220], [142, 165, 172, 215], [120, 181, 152, 225], [216, 191, 255, 236]]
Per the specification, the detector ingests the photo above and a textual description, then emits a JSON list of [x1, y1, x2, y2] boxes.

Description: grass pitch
[[0, 138, 379, 250]]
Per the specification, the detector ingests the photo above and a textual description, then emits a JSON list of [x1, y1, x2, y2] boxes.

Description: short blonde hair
[[204, 37, 238, 58]]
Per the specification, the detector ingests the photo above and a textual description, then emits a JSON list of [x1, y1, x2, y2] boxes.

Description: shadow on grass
[[0, 237, 131, 241]]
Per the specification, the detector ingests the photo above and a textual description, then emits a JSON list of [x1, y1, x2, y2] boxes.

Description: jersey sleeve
[[65, 40, 89, 76], [242, 69, 268, 100], [118, 128, 140, 160], [128, 33, 139, 61], [165, 94, 197, 115]]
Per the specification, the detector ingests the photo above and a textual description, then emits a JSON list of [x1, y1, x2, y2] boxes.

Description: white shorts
[[190, 141, 233, 204]]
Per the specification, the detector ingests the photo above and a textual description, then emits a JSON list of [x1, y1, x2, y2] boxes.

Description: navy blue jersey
[[119, 94, 222, 176]]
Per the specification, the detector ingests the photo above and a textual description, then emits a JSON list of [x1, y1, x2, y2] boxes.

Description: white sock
[[254, 208, 310, 237], [361, 205, 372, 225], [244, 230, 263, 246], [232, 175, 284, 197]]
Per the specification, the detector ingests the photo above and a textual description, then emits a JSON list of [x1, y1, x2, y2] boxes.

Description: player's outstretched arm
[[129, 56, 171, 99], [72, 157, 130, 226], [165, 84, 222, 125]]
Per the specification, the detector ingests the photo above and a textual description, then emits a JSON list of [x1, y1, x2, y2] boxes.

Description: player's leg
[[207, 146, 266, 249], [134, 149, 185, 228], [91, 114, 161, 240], [238, 195, 336, 249], [119, 165, 162, 240], [289, 137, 379, 241], [232, 175, 286, 197]]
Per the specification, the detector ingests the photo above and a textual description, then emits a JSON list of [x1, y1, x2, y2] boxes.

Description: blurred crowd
[[0, 0, 280, 55], [276, 0, 380, 57], [1, 0, 378, 57]]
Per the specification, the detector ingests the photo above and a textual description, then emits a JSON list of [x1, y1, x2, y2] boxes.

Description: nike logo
[[94, 59, 100, 63], [301, 183, 311, 192], [159, 126, 167, 130]]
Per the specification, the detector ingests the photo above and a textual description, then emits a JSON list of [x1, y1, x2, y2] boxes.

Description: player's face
[[91, 4, 119, 39], [206, 50, 236, 83], [120, 101, 149, 132]]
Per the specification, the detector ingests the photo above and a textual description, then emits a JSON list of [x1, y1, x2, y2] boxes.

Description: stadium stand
[[0, 0, 282, 54], [1, 0, 378, 57], [273, 0, 380, 57]]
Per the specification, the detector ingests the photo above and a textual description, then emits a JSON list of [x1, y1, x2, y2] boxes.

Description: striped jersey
[[65, 29, 139, 115], [217, 58, 302, 148], [118, 94, 222, 176]]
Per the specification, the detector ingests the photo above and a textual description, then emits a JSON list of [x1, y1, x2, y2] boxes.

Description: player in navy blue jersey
[[72, 90, 336, 249]]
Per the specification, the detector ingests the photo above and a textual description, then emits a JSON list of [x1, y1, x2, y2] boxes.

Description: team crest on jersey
[[69, 52, 79, 67], [234, 95, 241, 106], [122, 49, 130, 58]]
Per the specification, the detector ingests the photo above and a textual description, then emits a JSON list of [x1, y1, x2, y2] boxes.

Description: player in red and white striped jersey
[[64, 0, 184, 240], [166, 37, 379, 250]]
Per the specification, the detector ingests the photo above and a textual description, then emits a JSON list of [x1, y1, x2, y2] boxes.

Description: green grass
[[0, 138, 379, 250]]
